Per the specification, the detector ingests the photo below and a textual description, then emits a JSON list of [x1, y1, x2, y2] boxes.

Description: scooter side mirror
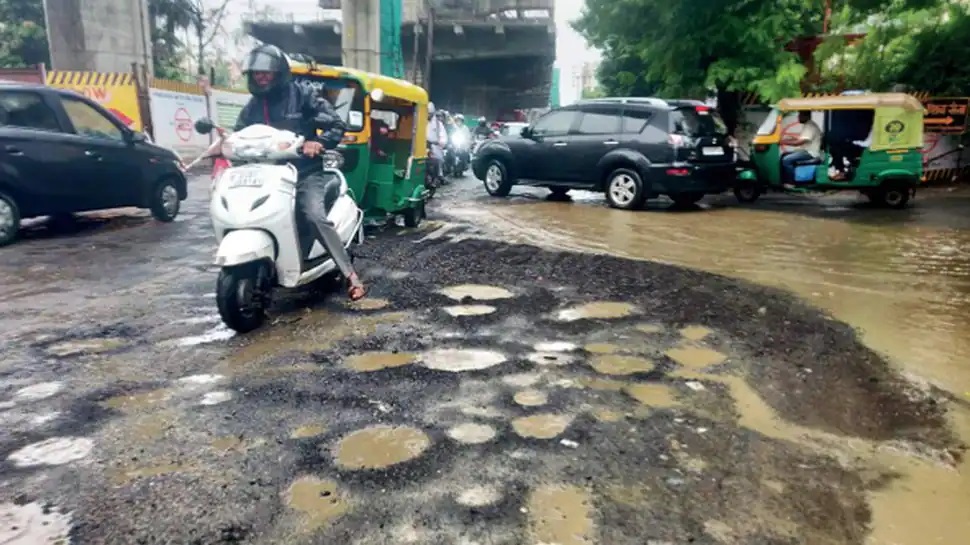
[[194, 118, 215, 135]]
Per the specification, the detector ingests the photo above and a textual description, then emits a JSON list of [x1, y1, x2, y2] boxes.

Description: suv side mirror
[[128, 131, 147, 143], [194, 118, 214, 135], [521, 126, 532, 139]]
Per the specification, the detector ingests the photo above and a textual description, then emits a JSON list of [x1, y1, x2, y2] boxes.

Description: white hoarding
[[149, 88, 210, 155]]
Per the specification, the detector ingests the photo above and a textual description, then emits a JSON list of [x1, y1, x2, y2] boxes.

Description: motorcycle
[[446, 131, 470, 177], [187, 118, 365, 333]]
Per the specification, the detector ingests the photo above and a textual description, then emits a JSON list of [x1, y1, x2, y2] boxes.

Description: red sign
[[108, 108, 133, 127], [175, 107, 193, 142]]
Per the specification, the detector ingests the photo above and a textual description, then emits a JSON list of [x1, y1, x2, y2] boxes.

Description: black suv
[[471, 97, 736, 209]]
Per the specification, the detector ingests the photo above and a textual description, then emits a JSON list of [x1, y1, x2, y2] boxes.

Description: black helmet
[[242, 45, 291, 98]]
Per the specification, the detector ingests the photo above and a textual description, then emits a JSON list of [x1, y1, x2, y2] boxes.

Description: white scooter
[[188, 118, 364, 333]]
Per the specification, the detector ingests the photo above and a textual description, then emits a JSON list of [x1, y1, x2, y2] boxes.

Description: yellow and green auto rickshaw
[[290, 60, 430, 226], [734, 93, 924, 209]]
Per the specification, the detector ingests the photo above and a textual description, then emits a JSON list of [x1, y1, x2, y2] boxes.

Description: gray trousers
[[296, 173, 357, 279]]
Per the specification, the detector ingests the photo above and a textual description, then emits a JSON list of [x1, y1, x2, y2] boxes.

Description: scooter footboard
[[215, 229, 276, 267]]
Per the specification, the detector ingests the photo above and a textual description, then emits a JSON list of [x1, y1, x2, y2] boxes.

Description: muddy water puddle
[[450, 193, 970, 544], [332, 426, 431, 470]]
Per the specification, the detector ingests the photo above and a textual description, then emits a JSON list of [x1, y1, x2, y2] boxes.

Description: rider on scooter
[[234, 44, 366, 301], [473, 116, 491, 138]]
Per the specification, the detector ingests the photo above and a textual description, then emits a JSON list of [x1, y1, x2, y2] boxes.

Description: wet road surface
[[0, 176, 967, 544]]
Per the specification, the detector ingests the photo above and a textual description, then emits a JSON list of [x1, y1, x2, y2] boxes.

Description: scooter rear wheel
[[217, 264, 267, 333]]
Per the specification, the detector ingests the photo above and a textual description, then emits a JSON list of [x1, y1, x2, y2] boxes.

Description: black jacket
[[234, 82, 346, 151]]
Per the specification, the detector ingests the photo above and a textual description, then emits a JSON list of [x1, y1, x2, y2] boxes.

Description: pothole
[[14, 382, 64, 401], [534, 341, 578, 352], [344, 352, 417, 372], [200, 391, 233, 405], [513, 390, 549, 407], [584, 343, 620, 354], [438, 284, 514, 301], [46, 338, 126, 357], [624, 383, 680, 408], [0, 502, 72, 543], [680, 325, 713, 341], [527, 352, 578, 366], [512, 414, 574, 439], [442, 305, 497, 317], [666, 346, 728, 370], [589, 355, 655, 376], [446, 423, 498, 444], [502, 373, 543, 388], [285, 476, 349, 529], [332, 426, 431, 470], [7, 437, 94, 467], [555, 302, 637, 322], [456, 485, 503, 508], [421, 349, 507, 372], [291, 424, 327, 439]]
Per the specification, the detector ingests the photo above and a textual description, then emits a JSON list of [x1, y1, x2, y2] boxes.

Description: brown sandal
[[348, 284, 367, 301]]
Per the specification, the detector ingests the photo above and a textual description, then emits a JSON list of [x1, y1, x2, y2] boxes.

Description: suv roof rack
[[576, 96, 670, 108]]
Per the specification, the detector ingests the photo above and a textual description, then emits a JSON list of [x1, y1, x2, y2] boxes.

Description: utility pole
[[423, 2, 434, 92], [411, 21, 421, 83]]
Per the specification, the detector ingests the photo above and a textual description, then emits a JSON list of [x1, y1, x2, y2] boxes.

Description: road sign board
[[923, 97, 969, 133]]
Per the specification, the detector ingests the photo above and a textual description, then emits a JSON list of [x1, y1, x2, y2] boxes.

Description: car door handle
[[85, 150, 101, 159], [553, 142, 568, 147], [603, 140, 619, 145], [4, 145, 23, 155]]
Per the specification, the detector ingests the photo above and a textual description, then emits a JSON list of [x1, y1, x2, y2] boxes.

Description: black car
[[472, 97, 736, 209], [0, 83, 188, 245]]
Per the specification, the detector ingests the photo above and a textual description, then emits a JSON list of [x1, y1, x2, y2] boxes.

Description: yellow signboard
[[46, 71, 143, 131]]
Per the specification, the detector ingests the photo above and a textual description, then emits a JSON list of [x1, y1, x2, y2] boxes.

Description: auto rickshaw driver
[[779, 110, 823, 184]]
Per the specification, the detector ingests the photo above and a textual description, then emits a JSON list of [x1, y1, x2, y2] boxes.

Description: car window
[[621, 109, 652, 134], [671, 106, 728, 136], [532, 110, 577, 136], [0, 91, 61, 132], [61, 96, 124, 141], [576, 110, 621, 135]]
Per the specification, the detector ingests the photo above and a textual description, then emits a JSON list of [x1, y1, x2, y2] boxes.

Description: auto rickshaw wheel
[[868, 183, 912, 209], [733, 184, 762, 203], [404, 201, 425, 228]]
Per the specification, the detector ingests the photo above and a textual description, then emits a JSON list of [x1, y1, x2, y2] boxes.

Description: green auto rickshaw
[[290, 60, 430, 227], [734, 93, 924, 209]]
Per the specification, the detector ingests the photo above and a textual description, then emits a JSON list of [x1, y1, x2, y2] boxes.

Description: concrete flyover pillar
[[43, 0, 153, 74], [341, 0, 382, 72]]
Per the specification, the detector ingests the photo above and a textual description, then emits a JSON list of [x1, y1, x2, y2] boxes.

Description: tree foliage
[[0, 0, 49, 68], [573, 0, 822, 103]]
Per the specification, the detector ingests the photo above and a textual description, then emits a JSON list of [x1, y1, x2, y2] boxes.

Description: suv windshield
[[671, 107, 728, 136]]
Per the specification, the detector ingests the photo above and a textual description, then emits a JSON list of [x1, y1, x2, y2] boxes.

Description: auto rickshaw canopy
[[289, 61, 429, 105], [776, 93, 924, 151]]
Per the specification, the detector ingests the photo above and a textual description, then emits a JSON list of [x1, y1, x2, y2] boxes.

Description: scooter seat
[[320, 172, 343, 216]]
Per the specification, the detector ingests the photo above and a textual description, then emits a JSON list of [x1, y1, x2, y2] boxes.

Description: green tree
[[0, 0, 50, 68], [574, 0, 822, 105], [150, 0, 194, 79]]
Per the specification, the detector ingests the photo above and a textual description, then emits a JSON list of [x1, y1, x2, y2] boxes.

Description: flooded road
[[453, 188, 970, 398], [447, 183, 970, 545], [1, 176, 968, 544]]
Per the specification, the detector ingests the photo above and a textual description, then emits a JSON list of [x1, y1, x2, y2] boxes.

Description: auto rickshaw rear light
[[754, 144, 768, 153], [666, 168, 690, 176], [695, 105, 711, 112]]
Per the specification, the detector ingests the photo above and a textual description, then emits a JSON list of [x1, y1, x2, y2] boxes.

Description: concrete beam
[[44, 0, 153, 73]]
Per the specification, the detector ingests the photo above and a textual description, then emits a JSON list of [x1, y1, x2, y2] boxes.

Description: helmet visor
[[243, 50, 282, 73]]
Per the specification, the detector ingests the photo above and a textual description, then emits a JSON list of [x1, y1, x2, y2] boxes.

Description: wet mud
[[0, 178, 966, 544]]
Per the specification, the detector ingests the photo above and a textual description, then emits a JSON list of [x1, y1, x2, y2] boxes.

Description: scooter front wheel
[[216, 264, 268, 333]]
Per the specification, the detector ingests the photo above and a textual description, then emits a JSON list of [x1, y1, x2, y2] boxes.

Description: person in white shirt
[[781, 111, 823, 182], [426, 102, 447, 178]]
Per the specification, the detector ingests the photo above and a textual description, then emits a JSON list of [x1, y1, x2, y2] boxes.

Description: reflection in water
[[459, 195, 970, 396]]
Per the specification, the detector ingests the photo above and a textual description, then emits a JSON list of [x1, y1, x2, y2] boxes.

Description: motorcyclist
[[234, 44, 366, 301], [473, 116, 491, 138], [427, 102, 447, 179]]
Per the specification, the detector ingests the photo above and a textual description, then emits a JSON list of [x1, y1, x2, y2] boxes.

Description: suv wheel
[[605, 168, 644, 210], [0, 191, 21, 247], [483, 159, 513, 197]]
